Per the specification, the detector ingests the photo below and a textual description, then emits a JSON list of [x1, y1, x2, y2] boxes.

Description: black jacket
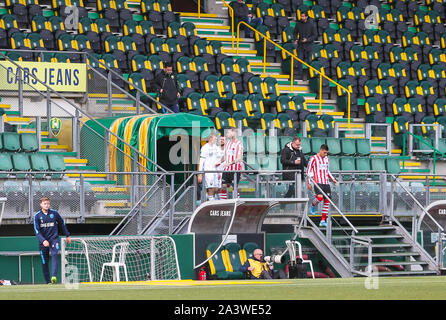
[[231, 1, 251, 19], [293, 18, 317, 48], [153, 71, 179, 106], [280, 142, 307, 181]]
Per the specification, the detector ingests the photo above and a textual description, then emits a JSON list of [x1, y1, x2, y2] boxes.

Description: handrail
[[350, 235, 373, 276], [235, 21, 352, 128], [1, 48, 171, 114], [402, 130, 446, 186], [0, 52, 169, 173], [308, 176, 358, 234], [221, 0, 235, 50], [109, 172, 171, 236], [85, 52, 173, 114], [140, 171, 197, 235], [391, 174, 444, 233]]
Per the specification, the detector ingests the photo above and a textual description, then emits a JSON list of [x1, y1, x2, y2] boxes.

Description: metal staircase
[[295, 175, 442, 277], [298, 219, 438, 277]]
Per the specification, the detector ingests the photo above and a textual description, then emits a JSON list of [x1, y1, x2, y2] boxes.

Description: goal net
[[61, 236, 181, 283]]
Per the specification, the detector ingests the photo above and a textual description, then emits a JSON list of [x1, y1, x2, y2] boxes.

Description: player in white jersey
[[198, 131, 223, 201], [216, 136, 226, 188]]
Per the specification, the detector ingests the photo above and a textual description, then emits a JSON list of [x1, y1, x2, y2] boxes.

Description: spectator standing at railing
[[307, 144, 337, 227], [231, 0, 263, 38], [280, 136, 307, 198], [293, 11, 317, 80]]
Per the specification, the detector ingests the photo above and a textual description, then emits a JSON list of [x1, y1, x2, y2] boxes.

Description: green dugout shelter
[[80, 113, 215, 183]]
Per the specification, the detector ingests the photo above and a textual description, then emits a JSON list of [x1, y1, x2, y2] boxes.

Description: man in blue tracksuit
[[33, 197, 71, 284]]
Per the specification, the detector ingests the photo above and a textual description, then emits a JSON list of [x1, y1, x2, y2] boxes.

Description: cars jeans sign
[[0, 61, 87, 92]]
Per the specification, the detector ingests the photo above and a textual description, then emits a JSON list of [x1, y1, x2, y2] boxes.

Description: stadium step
[[301, 217, 439, 277]]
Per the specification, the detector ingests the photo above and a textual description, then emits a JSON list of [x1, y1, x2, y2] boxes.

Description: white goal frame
[[61, 236, 182, 283]]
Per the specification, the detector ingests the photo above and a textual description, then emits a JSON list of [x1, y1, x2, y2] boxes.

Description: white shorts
[[205, 172, 222, 189]]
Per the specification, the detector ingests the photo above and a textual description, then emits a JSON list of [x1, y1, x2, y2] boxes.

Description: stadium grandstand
[[1, 0, 446, 287]]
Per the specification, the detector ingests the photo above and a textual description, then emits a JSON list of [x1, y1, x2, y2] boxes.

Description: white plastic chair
[[100, 242, 129, 282], [286, 240, 315, 279]]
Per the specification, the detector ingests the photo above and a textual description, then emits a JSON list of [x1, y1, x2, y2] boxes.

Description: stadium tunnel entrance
[[80, 113, 215, 184]]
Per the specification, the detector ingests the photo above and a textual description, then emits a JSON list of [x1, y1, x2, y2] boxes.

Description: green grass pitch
[[1, 276, 446, 300]]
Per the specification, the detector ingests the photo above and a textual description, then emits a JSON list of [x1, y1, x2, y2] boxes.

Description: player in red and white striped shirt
[[306, 144, 337, 227], [220, 128, 244, 199]]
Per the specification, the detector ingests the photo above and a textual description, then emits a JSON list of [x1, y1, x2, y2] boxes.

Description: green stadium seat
[[279, 135, 293, 149], [232, 111, 248, 129], [224, 242, 245, 279], [206, 243, 230, 280], [20, 133, 38, 152], [305, 113, 325, 137], [47, 154, 66, 179], [260, 113, 276, 131], [259, 154, 278, 171], [0, 153, 13, 178], [247, 94, 264, 119], [11, 153, 31, 178], [300, 137, 311, 155], [242, 242, 259, 262], [340, 138, 356, 156], [340, 156, 355, 181], [386, 157, 401, 175], [247, 135, 265, 155], [329, 156, 340, 172], [356, 138, 371, 156], [326, 137, 341, 156], [371, 157, 386, 176], [29, 153, 49, 178], [355, 157, 371, 180], [266, 136, 281, 155], [2, 132, 21, 152], [4, 180, 25, 212], [215, 112, 235, 130], [311, 137, 326, 154]]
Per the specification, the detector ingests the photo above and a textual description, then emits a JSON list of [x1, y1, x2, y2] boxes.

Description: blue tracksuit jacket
[[33, 209, 70, 244]]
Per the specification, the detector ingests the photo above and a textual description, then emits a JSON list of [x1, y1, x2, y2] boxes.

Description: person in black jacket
[[152, 62, 181, 113], [280, 136, 307, 198], [231, 0, 263, 38], [293, 11, 317, 80]]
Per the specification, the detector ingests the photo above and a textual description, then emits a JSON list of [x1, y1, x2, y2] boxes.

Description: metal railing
[[221, 0, 236, 49], [0, 52, 168, 175], [350, 235, 373, 276], [0, 171, 172, 223], [402, 128, 446, 186], [235, 21, 352, 125], [84, 52, 173, 115]]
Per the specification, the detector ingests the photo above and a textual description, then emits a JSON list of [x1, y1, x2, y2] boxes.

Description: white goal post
[[61, 236, 181, 283]]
